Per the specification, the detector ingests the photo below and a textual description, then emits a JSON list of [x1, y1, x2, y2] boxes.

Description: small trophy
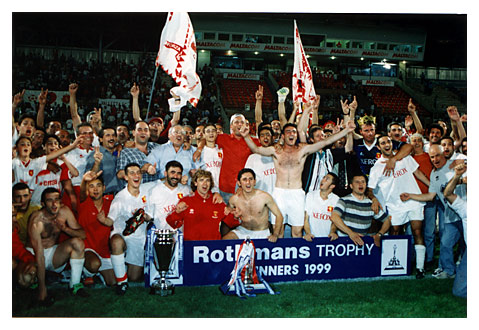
[[151, 229, 176, 296]]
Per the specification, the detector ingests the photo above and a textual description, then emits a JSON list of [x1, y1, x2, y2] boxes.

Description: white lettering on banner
[[258, 264, 300, 276], [223, 73, 260, 80], [362, 80, 395, 87], [316, 243, 374, 257], [193, 245, 310, 263], [98, 98, 130, 108]]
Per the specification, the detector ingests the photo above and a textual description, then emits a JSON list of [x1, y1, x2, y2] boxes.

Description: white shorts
[[110, 233, 146, 267], [27, 245, 67, 273], [85, 248, 113, 272], [389, 206, 424, 226], [232, 226, 271, 240], [271, 187, 305, 227]]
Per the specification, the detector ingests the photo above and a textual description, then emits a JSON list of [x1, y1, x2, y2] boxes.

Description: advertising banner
[[181, 235, 412, 286]]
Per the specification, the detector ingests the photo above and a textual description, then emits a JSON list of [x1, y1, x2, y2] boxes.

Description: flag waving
[[156, 12, 202, 108], [292, 20, 316, 107]]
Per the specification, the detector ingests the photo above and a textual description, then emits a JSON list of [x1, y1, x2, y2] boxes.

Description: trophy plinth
[[150, 229, 176, 296]]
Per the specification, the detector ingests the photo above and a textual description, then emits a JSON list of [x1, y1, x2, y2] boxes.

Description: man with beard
[[241, 108, 356, 238], [78, 171, 116, 286], [424, 123, 444, 152], [368, 135, 430, 278], [440, 136, 467, 162], [108, 163, 154, 295], [148, 161, 192, 230], [28, 188, 88, 303], [223, 168, 283, 242], [144, 125, 201, 185], [166, 169, 239, 240], [116, 121, 159, 188], [86, 127, 121, 196]]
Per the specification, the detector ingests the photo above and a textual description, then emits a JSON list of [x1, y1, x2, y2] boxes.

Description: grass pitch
[[12, 276, 466, 318]]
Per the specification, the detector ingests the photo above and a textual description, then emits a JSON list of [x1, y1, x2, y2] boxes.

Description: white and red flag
[[156, 12, 202, 109], [292, 20, 316, 109]]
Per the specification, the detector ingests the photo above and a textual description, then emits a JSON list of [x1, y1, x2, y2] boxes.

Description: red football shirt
[[166, 191, 240, 241], [78, 196, 113, 258]]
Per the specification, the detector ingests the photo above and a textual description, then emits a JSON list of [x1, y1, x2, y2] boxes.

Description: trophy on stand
[[151, 229, 176, 296]]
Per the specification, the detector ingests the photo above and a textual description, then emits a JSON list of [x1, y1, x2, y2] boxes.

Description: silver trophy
[[151, 229, 176, 296]]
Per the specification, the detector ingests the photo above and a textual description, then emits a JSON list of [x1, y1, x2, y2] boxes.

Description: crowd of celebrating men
[[12, 76, 467, 306]]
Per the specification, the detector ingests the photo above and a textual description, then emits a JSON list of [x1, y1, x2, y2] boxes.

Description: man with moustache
[[223, 168, 283, 242], [86, 126, 121, 196], [116, 124, 131, 148], [166, 169, 239, 240], [148, 161, 192, 230], [55, 129, 72, 148], [116, 120, 159, 188]]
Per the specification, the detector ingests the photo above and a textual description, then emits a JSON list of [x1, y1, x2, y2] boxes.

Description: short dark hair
[[18, 113, 36, 125], [349, 172, 368, 186], [76, 122, 93, 134], [387, 122, 403, 132], [99, 126, 117, 138], [43, 134, 61, 146], [124, 162, 141, 174], [376, 134, 391, 146], [440, 136, 454, 145], [325, 172, 339, 187], [282, 123, 297, 135], [116, 123, 130, 131], [165, 160, 183, 173], [257, 123, 274, 137], [12, 182, 30, 196], [41, 187, 60, 204], [428, 123, 444, 136], [237, 168, 256, 181], [15, 135, 32, 148]]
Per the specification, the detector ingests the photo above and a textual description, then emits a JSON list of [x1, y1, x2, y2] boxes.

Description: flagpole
[[146, 65, 160, 121]]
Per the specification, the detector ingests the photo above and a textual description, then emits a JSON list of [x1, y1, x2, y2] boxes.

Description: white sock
[[82, 267, 96, 278], [415, 244, 426, 270], [111, 253, 128, 284], [70, 258, 85, 288]]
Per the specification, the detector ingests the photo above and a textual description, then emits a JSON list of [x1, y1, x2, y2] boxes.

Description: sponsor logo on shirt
[[263, 168, 276, 176], [312, 212, 331, 220], [392, 168, 408, 179]]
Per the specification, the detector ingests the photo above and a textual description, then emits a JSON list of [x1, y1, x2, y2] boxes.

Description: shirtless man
[[27, 188, 88, 303], [241, 110, 356, 238], [223, 168, 283, 243]]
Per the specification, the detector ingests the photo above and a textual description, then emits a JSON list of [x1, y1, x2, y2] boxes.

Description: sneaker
[[70, 283, 90, 297], [433, 270, 455, 279], [416, 268, 425, 279], [116, 282, 129, 296], [277, 87, 289, 103], [123, 208, 145, 236], [433, 267, 443, 276]]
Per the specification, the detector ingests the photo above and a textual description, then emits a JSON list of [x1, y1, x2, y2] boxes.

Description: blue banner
[[182, 235, 412, 286]]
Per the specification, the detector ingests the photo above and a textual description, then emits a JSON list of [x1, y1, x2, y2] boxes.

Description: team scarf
[[220, 238, 277, 298], [292, 20, 316, 111], [156, 12, 202, 110]]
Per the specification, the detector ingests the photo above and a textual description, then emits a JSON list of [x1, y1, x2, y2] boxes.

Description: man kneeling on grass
[[222, 168, 283, 243], [28, 188, 89, 305]]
